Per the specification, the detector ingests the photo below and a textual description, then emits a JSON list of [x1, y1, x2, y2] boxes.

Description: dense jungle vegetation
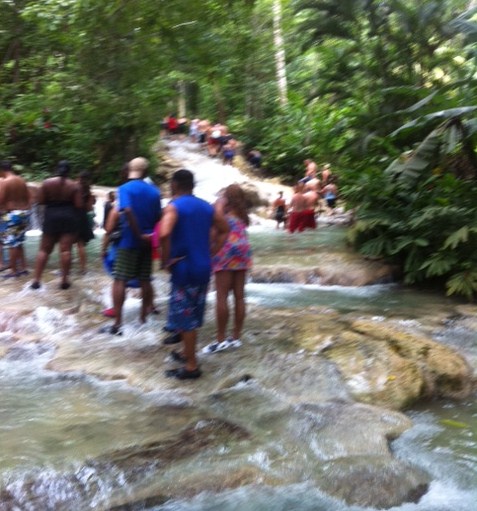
[[2, 0, 477, 299]]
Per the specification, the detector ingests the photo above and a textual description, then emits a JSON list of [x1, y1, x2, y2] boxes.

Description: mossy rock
[[320, 320, 473, 409]]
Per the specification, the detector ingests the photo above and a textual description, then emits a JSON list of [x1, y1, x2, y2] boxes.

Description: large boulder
[[321, 319, 473, 409]]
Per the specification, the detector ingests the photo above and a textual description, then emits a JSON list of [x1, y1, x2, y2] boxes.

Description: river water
[[0, 141, 475, 510]]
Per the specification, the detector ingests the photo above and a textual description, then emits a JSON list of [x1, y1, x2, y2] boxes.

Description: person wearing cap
[[100, 157, 162, 335]]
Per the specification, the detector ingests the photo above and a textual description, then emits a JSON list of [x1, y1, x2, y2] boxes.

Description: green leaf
[[446, 270, 477, 299], [443, 226, 469, 249], [391, 107, 477, 139], [419, 254, 455, 277]]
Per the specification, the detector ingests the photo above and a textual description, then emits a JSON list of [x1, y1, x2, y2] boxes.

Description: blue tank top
[[170, 194, 214, 286]]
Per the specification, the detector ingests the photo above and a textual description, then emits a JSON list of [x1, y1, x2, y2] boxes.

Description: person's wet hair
[[223, 184, 250, 226]]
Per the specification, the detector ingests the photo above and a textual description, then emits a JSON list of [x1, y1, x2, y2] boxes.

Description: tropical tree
[[343, 4, 477, 299]]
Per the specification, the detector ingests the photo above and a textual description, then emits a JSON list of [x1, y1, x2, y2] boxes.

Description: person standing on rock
[[202, 184, 252, 354], [302, 159, 318, 183], [288, 182, 308, 233], [75, 170, 96, 275], [322, 175, 338, 216], [272, 191, 287, 229], [303, 182, 319, 230], [160, 169, 229, 379], [0, 160, 31, 278], [100, 157, 162, 335], [30, 160, 81, 289]]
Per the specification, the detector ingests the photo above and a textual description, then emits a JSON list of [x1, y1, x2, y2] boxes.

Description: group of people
[[0, 160, 96, 287], [272, 160, 338, 232], [1, 153, 253, 382], [162, 115, 240, 166], [99, 158, 252, 380]]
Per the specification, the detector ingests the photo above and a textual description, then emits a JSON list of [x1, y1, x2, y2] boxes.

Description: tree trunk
[[273, 0, 288, 107], [177, 80, 187, 117]]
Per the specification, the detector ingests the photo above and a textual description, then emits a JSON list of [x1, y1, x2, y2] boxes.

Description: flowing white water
[[165, 139, 288, 206]]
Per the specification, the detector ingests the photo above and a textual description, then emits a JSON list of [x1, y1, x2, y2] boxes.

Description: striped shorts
[[113, 247, 153, 282]]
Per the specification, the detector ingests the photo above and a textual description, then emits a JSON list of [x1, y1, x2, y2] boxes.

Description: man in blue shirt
[[101, 157, 162, 335], [160, 169, 229, 379]]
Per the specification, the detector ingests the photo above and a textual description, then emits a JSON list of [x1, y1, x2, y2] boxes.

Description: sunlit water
[[0, 140, 475, 510]]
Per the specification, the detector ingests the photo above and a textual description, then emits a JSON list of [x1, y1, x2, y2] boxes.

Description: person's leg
[[77, 240, 87, 274], [231, 270, 247, 341], [8, 246, 19, 274], [181, 329, 198, 371], [0, 243, 8, 271], [215, 271, 232, 342], [58, 234, 75, 287], [140, 280, 153, 323], [112, 279, 126, 328], [32, 235, 55, 286], [137, 248, 154, 322], [18, 245, 27, 273]]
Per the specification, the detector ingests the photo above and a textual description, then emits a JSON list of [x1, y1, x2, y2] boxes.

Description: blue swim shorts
[[1, 210, 31, 248], [167, 283, 209, 332]]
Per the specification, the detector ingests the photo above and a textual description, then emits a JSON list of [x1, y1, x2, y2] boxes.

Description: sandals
[[3, 273, 19, 279], [163, 332, 181, 345], [98, 324, 123, 336], [165, 367, 202, 380], [201, 338, 242, 354]]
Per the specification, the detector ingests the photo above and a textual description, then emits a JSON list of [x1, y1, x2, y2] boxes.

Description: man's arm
[[101, 208, 120, 257], [159, 203, 178, 270], [124, 207, 143, 241], [0, 182, 5, 210]]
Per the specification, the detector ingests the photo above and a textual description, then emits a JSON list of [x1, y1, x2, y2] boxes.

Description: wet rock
[[296, 402, 413, 459], [249, 261, 397, 286], [153, 141, 183, 184], [0, 419, 251, 511], [100, 418, 250, 470], [318, 260, 399, 286], [318, 456, 430, 509], [288, 397, 427, 510], [239, 182, 269, 208], [322, 319, 473, 409], [454, 304, 477, 318]]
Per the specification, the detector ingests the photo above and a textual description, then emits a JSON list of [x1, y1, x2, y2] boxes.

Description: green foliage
[[2, 0, 477, 300], [348, 115, 477, 300]]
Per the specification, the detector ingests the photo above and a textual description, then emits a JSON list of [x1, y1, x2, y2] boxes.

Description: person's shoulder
[[192, 196, 214, 214]]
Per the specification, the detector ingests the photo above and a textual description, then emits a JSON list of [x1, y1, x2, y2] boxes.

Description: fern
[[446, 270, 477, 300], [419, 253, 457, 277], [443, 226, 469, 249]]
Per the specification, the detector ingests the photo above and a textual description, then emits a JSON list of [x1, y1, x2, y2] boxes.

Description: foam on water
[[149, 480, 477, 511], [167, 141, 246, 202]]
